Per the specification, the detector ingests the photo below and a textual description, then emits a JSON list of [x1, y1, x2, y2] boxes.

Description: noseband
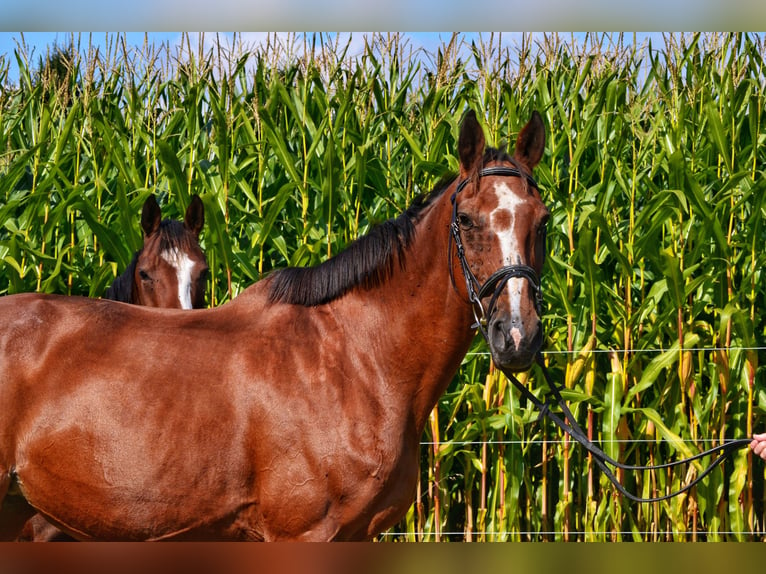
[[449, 165, 544, 339]]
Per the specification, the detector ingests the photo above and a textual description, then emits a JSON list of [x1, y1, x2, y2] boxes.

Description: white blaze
[[490, 181, 525, 345], [161, 248, 195, 309]]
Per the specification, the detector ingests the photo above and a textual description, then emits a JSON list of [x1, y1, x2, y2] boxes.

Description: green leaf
[[624, 406, 696, 461], [626, 334, 700, 404], [602, 372, 623, 461], [156, 140, 189, 205], [705, 101, 733, 173]]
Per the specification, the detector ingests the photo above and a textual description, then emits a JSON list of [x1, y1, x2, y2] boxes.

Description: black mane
[[104, 251, 139, 302], [267, 176, 461, 307]]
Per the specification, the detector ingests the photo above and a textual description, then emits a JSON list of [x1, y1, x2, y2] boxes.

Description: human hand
[[750, 433, 766, 460]]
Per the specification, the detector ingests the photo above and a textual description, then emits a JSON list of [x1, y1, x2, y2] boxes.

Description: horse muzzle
[[487, 313, 543, 371]]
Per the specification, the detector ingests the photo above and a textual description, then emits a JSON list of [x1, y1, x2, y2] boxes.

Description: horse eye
[[537, 216, 550, 236], [457, 213, 474, 230], [139, 270, 152, 282]]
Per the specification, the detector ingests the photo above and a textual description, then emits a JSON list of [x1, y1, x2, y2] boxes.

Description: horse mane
[[104, 251, 139, 302], [103, 219, 198, 302], [267, 175, 461, 307]]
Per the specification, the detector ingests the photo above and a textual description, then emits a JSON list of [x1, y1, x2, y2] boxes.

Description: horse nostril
[[490, 317, 523, 353], [490, 319, 508, 352]]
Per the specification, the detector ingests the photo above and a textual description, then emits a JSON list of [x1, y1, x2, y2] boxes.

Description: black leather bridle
[[449, 164, 750, 504], [449, 165, 545, 340]]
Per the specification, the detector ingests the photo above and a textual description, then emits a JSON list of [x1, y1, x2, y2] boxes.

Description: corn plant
[[1, 31, 765, 541]]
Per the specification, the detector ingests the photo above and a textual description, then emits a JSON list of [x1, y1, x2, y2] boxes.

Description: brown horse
[[104, 194, 208, 309], [0, 109, 548, 541], [15, 194, 208, 542]]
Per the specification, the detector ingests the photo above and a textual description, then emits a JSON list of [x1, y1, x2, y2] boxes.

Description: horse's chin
[[491, 350, 536, 373]]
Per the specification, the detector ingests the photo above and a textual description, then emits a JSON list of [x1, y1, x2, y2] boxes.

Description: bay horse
[[0, 109, 548, 541], [15, 193, 208, 542], [104, 194, 208, 310]]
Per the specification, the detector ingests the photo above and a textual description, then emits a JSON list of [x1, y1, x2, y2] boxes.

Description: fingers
[[750, 433, 766, 460]]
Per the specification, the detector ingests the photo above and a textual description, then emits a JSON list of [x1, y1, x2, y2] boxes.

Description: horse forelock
[[483, 145, 511, 164], [155, 219, 201, 255]]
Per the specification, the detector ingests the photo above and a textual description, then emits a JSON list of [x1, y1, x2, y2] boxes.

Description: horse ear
[[513, 111, 545, 170], [141, 195, 162, 237], [458, 109, 485, 177], [184, 195, 205, 237]]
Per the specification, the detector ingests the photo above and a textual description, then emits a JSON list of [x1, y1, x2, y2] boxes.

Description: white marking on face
[[490, 181, 525, 325], [161, 248, 195, 309], [510, 327, 522, 349]]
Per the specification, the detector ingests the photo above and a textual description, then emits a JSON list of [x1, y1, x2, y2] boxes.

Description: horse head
[[451, 110, 548, 371], [133, 194, 209, 309]]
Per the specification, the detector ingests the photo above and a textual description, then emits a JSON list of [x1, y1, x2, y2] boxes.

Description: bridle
[[450, 164, 751, 504], [449, 165, 545, 340]]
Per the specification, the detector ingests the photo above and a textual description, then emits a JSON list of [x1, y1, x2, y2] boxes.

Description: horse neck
[[356, 191, 476, 433]]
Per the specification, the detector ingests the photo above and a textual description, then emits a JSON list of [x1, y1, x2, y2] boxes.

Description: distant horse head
[[450, 109, 548, 370], [104, 195, 208, 309]]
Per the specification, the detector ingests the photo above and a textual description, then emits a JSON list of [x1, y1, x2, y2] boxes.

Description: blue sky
[[0, 32, 665, 87], [0, 32, 509, 85], [1, 29, 764, 88]]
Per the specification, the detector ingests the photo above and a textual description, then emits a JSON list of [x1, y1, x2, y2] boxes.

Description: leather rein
[[450, 166, 751, 504]]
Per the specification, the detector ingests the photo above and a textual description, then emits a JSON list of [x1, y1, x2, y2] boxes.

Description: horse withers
[[0, 110, 547, 540]]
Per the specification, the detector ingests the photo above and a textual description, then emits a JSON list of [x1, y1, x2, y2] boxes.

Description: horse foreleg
[[0, 471, 38, 540]]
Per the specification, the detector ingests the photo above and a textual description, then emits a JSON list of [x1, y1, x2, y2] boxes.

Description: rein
[[451, 166, 751, 504], [501, 360, 751, 503]]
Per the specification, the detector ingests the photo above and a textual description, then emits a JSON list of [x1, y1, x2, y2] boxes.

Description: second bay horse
[[104, 194, 208, 310], [0, 109, 548, 540]]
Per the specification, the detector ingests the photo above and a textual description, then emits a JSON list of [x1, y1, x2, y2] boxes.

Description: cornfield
[[1, 31, 765, 541]]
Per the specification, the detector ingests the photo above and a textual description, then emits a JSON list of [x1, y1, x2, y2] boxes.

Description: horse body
[[0, 110, 547, 541], [1, 296, 239, 538], [0, 280, 468, 540], [13, 193, 208, 542]]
